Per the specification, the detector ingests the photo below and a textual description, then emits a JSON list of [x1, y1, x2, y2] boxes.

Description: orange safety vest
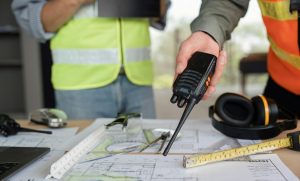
[[258, 0, 300, 94]]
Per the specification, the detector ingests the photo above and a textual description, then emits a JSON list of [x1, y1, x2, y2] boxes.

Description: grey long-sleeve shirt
[[190, 0, 250, 47], [11, 0, 54, 42]]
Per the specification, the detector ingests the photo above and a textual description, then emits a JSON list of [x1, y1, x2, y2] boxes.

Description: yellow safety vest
[[50, 3, 153, 90]]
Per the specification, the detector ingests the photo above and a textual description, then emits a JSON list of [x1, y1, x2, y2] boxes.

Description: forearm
[[191, 0, 250, 47], [41, 0, 83, 32]]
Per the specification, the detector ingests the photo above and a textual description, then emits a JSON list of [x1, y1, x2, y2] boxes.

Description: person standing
[[12, 0, 156, 119], [175, 0, 300, 116]]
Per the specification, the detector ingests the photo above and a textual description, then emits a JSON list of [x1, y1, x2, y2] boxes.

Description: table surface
[[18, 119, 300, 178]]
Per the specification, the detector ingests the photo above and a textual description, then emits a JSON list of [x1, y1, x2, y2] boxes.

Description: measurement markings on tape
[[183, 131, 300, 168]]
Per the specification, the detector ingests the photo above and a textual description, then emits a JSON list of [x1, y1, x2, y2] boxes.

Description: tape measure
[[183, 131, 300, 168]]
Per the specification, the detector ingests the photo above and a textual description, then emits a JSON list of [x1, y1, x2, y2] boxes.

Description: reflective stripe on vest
[[258, 0, 300, 94], [52, 49, 119, 64], [51, 47, 151, 64], [50, 6, 153, 90], [268, 36, 300, 69], [126, 47, 150, 62], [258, 0, 297, 20]]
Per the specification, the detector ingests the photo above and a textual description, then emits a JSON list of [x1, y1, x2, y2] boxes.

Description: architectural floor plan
[[62, 119, 298, 181], [64, 154, 297, 181]]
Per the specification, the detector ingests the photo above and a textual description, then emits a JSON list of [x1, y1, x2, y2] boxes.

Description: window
[[150, 0, 269, 95]]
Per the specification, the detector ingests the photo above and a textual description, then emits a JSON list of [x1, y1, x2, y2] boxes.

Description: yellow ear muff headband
[[259, 95, 269, 125]]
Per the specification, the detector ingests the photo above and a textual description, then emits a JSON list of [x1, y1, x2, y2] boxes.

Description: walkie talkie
[[163, 51, 217, 156]]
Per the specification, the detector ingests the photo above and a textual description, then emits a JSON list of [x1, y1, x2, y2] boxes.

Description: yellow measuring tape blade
[[183, 137, 291, 168]]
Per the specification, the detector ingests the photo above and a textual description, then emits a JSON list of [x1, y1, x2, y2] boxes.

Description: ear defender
[[250, 95, 278, 126], [214, 93, 278, 127], [214, 93, 255, 127], [210, 92, 297, 140]]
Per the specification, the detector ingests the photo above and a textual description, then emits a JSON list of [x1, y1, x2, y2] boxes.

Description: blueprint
[[0, 127, 78, 151], [82, 119, 261, 163], [63, 154, 298, 181], [63, 120, 298, 181], [4, 127, 78, 181], [7, 118, 297, 181], [62, 119, 299, 181]]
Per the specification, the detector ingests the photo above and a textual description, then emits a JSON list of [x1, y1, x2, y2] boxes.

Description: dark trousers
[[263, 77, 300, 118]]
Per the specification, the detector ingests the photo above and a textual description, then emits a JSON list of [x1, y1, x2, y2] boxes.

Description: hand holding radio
[[175, 31, 227, 100], [163, 51, 217, 156]]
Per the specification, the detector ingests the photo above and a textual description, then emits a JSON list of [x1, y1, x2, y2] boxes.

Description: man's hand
[[175, 31, 227, 100], [42, 0, 95, 32]]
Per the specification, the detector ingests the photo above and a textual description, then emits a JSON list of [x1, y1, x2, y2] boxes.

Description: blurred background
[[151, 0, 269, 119], [0, 0, 269, 119]]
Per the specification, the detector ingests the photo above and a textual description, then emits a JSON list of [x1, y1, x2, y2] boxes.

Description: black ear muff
[[214, 93, 254, 127], [210, 92, 297, 140], [251, 95, 279, 126]]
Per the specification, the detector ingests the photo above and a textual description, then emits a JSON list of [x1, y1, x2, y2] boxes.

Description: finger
[[175, 41, 195, 75], [210, 50, 227, 87], [202, 86, 216, 100], [203, 51, 226, 100]]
